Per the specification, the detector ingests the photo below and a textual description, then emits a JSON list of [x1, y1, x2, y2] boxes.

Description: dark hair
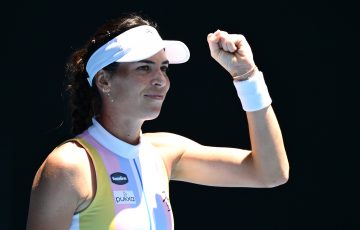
[[64, 13, 158, 135]]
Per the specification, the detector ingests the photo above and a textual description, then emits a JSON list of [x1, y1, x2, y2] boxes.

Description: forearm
[[246, 105, 289, 187]]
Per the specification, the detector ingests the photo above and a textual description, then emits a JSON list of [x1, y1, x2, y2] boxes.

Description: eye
[[161, 66, 169, 73], [136, 65, 150, 71]]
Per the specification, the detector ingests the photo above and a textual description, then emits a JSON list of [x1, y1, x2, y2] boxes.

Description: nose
[[151, 70, 168, 87]]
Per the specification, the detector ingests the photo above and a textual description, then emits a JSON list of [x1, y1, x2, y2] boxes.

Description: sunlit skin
[[96, 51, 170, 144], [26, 29, 289, 230]]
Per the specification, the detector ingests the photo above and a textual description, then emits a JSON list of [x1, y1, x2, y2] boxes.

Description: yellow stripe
[[71, 137, 115, 230]]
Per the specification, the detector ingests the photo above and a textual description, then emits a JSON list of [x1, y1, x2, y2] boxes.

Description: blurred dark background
[[3, 0, 356, 229]]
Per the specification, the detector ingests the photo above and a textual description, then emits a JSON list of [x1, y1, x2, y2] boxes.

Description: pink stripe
[[154, 156, 173, 229], [84, 133, 132, 212]]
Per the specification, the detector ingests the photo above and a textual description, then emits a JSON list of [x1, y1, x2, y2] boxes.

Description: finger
[[233, 34, 246, 50], [225, 38, 237, 52], [217, 30, 228, 50], [217, 31, 237, 52], [207, 31, 221, 55], [214, 29, 222, 36]]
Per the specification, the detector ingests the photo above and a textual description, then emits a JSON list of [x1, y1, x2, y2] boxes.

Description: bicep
[[27, 180, 78, 229], [148, 132, 263, 188], [172, 143, 263, 187]]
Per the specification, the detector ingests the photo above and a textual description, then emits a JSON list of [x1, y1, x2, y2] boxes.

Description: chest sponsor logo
[[110, 172, 128, 185], [114, 190, 137, 205]]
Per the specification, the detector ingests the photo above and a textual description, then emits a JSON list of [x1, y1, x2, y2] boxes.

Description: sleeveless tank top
[[68, 118, 174, 230]]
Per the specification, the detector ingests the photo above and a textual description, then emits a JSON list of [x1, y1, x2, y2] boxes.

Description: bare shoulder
[[32, 141, 92, 196], [27, 141, 93, 229], [39, 141, 89, 178], [142, 132, 202, 179], [143, 132, 201, 149]]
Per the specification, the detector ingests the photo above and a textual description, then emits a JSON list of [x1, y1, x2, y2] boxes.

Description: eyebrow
[[137, 60, 169, 65]]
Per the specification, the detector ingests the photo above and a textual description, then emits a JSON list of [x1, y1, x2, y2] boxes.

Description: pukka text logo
[[114, 190, 136, 205], [110, 172, 128, 185]]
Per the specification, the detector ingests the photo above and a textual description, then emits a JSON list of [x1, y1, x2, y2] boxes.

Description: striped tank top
[[68, 118, 174, 230]]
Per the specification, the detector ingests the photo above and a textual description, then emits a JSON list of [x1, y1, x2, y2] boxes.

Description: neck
[[97, 113, 144, 145]]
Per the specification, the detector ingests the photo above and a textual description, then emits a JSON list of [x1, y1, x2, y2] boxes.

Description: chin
[[143, 109, 162, 121]]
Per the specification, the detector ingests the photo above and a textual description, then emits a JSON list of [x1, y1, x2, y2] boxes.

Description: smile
[[144, 94, 165, 100]]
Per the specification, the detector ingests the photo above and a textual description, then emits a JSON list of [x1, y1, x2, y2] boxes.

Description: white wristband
[[233, 71, 272, 112]]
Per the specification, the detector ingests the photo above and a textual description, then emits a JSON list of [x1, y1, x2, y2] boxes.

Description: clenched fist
[[207, 30, 257, 78]]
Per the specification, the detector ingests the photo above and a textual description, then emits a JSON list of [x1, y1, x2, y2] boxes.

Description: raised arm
[[153, 30, 289, 188]]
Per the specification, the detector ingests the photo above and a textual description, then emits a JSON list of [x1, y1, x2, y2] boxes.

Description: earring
[[103, 88, 114, 103], [107, 92, 114, 102]]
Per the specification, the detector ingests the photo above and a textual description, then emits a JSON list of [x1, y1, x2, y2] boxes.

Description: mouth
[[144, 94, 165, 100]]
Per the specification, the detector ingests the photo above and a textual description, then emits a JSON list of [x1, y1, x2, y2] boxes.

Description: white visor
[[86, 25, 190, 86]]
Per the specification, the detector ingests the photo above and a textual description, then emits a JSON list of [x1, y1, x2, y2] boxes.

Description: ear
[[94, 69, 111, 92]]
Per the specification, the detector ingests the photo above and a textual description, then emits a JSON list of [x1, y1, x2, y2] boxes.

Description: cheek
[[111, 83, 132, 100]]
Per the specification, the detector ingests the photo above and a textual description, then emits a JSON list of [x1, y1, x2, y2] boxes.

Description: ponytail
[[64, 49, 100, 135]]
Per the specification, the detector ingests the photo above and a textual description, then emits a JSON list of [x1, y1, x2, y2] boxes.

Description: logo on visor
[[145, 29, 153, 34], [110, 172, 129, 185]]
